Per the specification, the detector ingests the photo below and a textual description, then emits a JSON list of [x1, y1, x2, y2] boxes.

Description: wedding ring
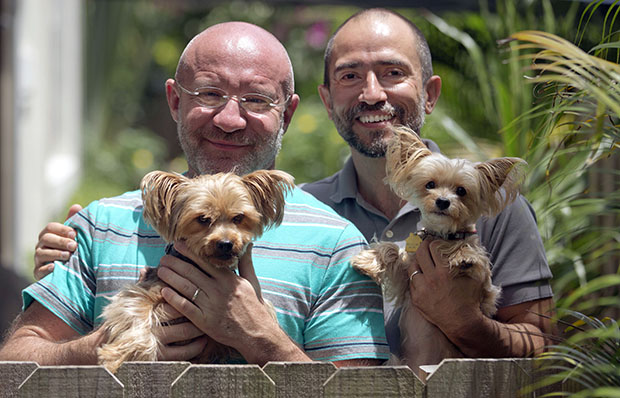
[[191, 287, 201, 302], [409, 270, 421, 281]]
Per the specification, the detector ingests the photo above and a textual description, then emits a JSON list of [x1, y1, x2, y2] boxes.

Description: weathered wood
[[18, 366, 123, 398], [323, 366, 423, 397], [0, 362, 38, 398], [263, 361, 337, 398], [425, 359, 536, 398], [170, 365, 275, 398], [115, 361, 190, 398]]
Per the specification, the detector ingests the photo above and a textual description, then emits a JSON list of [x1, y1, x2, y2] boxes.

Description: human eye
[[384, 68, 406, 81], [241, 94, 273, 112], [340, 72, 358, 82], [196, 87, 225, 106]]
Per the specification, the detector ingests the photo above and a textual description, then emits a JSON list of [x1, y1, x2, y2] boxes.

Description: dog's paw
[[352, 249, 382, 282]]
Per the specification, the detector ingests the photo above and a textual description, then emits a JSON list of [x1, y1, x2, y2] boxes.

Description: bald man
[[0, 22, 388, 366]]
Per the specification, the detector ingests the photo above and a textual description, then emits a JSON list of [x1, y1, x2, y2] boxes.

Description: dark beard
[[332, 101, 423, 158]]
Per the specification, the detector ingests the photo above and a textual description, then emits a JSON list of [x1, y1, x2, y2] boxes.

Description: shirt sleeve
[[303, 224, 390, 361], [477, 195, 554, 308], [22, 205, 98, 335]]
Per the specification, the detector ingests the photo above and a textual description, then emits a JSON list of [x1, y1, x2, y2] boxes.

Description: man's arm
[[0, 300, 210, 364], [408, 239, 555, 358], [0, 301, 103, 364]]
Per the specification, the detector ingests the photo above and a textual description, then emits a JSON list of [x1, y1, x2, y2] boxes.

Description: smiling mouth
[[207, 140, 249, 150], [358, 114, 394, 123]]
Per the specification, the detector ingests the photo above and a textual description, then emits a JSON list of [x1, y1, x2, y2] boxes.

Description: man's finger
[[38, 223, 76, 241], [66, 204, 83, 221], [155, 318, 204, 345], [238, 243, 263, 300], [35, 248, 71, 264], [34, 263, 55, 280], [158, 335, 209, 361], [415, 238, 436, 274]]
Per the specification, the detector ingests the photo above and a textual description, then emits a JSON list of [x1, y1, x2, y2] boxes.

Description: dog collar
[[418, 228, 477, 241]]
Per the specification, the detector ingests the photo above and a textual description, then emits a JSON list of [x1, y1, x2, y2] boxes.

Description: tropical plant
[[502, 1, 620, 395]]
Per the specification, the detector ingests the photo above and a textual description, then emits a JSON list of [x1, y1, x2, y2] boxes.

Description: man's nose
[[359, 72, 388, 105], [212, 98, 247, 133]]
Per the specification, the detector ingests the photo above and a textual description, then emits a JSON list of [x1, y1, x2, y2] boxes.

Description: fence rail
[[0, 358, 576, 397]]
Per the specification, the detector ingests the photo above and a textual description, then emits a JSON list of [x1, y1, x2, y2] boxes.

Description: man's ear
[[424, 75, 442, 114], [281, 94, 300, 132], [165, 79, 181, 123], [318, 84, 333, 119]]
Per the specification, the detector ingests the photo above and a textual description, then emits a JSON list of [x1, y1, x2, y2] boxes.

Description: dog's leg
[[437, 239, 501, 318], [352, 242, 401, 284]]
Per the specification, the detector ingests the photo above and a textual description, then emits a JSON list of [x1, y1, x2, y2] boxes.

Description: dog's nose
[[435, 198, 450, 211], [216, 240, 233, 254]]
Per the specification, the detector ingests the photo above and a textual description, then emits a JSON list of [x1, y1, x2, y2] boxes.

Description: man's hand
[[152, 302, 209, 361], [34, 204, 82, 280], [407, 238, 484, 336], [407, 238, 554, 357], [156, 242, 310, 365]]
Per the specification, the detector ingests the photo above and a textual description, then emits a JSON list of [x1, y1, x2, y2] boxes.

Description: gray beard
[[332, 99, 426, 158], [177, 117, 285, 176]]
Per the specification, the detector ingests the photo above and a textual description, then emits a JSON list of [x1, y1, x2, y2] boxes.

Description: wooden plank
[[425, 358, 535, 398], [170, 365, 275, 398], [115, 362, 190, 398], [18, 366, 123, 398], [262, 361, 337, 398], [0, 362, 38, 398], [323, 366, 423, 397]]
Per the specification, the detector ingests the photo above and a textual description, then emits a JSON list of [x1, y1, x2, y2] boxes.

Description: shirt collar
[[329, 157, 359, 204]]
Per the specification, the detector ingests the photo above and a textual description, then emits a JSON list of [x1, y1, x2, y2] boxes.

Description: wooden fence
[[0, 358, 577, 397]]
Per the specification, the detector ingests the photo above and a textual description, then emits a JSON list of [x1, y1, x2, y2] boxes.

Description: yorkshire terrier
[[353, 126, 525, 377], [97, 169, 294, 373]]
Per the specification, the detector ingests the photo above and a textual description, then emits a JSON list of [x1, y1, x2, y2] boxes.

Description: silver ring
[[191, 287, 201, 302], [409, 270, 421, 281]]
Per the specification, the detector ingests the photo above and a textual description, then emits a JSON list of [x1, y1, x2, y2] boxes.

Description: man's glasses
[[176, 82, 289, 114]]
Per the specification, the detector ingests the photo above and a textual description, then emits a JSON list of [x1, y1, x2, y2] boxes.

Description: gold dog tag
[[405, 232, 422, 253]]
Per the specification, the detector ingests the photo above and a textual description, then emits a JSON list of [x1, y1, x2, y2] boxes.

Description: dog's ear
[[140, 171, 187, 241], [242, 170, 295, 230], [476, 157, 527, 216], [385, 125, 432, 198]]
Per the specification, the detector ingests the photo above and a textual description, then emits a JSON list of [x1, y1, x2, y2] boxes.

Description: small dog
[[97, 169, 294, 373], [353, 126, 525, 377]]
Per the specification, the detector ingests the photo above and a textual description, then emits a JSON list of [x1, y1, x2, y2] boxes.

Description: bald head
[[176, 22, 294, 97], [323, 9, 432, 88]]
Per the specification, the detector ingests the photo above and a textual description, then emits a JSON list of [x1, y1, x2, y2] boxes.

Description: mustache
[[346, 102, 399, 120]]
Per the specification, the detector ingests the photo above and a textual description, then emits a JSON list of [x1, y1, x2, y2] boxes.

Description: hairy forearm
[[0, 325, 103, 365], [444, 315, 547, 358], [237, 327, 312, 366]]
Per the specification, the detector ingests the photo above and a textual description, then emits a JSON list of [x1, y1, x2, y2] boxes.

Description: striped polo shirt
[[23, 186, 389, 362]]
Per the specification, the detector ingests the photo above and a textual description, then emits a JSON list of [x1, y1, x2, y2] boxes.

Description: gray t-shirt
[[301, 142, 553, 355]]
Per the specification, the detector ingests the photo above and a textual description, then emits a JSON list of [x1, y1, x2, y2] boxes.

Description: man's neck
[[350, 150, 405, 220]]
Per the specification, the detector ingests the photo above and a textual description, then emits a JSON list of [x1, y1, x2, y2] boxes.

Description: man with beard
[[301, 8, 556, 358], [0, 22, 388, 366]]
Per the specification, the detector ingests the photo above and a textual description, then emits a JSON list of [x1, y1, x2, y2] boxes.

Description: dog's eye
[[232, 214, 244, 224], [425, 181, 435, 189], [456, 187, 467, 197], [197, 215, 212, 225]]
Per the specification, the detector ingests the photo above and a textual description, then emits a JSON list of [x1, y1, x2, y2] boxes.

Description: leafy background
[[69, 1, 618, 393]]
